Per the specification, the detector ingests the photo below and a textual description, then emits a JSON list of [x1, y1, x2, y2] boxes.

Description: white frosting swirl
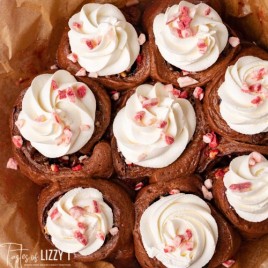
[[153, 1, 228, 72], [140, 193, 218, 268], [68, 3, 140, 76], [46, 187, 113, 255], [223, 153, 268, 222], [219, 56, 268, 134], [113, 82, 196, 168], [18, 70, 96, 158]]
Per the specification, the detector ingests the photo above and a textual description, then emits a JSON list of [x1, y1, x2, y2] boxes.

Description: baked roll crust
[[11, 71, 113, 185], [38, 178, 135, 264]]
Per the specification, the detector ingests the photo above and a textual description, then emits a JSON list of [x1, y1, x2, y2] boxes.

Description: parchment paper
[[0, 0, 268, 267]]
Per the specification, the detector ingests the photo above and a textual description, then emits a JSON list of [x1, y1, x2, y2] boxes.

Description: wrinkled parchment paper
[[0, 0, 268, 267]]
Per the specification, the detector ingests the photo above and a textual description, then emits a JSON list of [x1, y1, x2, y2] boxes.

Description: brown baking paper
[[0, 0, 268, 267]]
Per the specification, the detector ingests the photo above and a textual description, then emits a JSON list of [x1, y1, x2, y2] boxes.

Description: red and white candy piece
[[88, 72, 98, 78], [70, 206, 86, 219], [164, 245, 176, 253], [222, 259, 235, 268], [49, 208, 61, 221], [142, 98, 159, 109], [138, 33, 146, 45], [204, 7, 211, 16], [249, 152, 263, 166], [156, 120, 167, 129], [251, 96, 262, 105], [193, 87, 204, 100], [67, 87, 76, 102], [77, 222, 88, 233], [165, 134, 175, 145], [67, 53, 78, 63], [51, 80, 58, 90], [204, 179, 213, 189], [58, 89, 67, 99], [72, 22, 82, 30], [50, 64, 58, 70], [202, 185, 213, 200], [134, 111, 145, 123], [197, 39, 208, 54], [214, 168, 228, 179], [12, 135, 23, 149], [169, 189, 180, 195], [72, 164, 82, 171], [135, 182, 144, 191], [6, 157, 18, 170], [74, 230, 88, 246], [77, 85, 87, 98], [229, 182, 252, 193], [109, 227, 119, 236], [50, 164, 59, 172], [96, 232, 105, 241], [229, 37, 240, 47], [75, 68, 86, 77], [203, 132, 218, 148], [177, 76, 198, 87], [111, 91, 120, 101], [92, 200, 101, 213]]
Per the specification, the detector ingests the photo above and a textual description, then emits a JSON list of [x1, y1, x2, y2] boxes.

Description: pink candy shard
[[67, 53, 78, 63], [111, 92, 120, 101], [134, 111, 145, 122], [142, 98, 159, 108], [249, 152, 263, 166], [156, 120, 167, 129], [49, 208, 61, 221], [169, 189, 180, 195], [204, 179, 213, 189], [177, 76, 198, 87], [109, 227, 119, 236], [214, 169, 226, 179], [165, 134, 175, 145], [67, 87, 76, 102], [58, 89, 67, 99], [193, 86, 204, 100], [172, 89, 182, 98], [77, 222, 88, 232], [77, 85, 87, 98], [164, 245, 176, 253], [202, 185, 213, 200], [88, 72, 98, 78], [136, 54, 143, 64], [197, 39, 208, 54], [96, 232, 105, 241], [229, 37, 240, 47], [251, 96, 262, 105], [51, 80, 58, 90], [75, 68, 86, 77], [138, 33, 146, 45], [72, 22, 82, 30], [74, 230, 88, 246], [50, 164, 59, 172], [209, 149, 219, 159], [204, 7, 211, 16], [251, 67, 266, 81], [12, 135, 23, 149], [69, 206, 86, 219], [135, 182, 144, 191], [93, 200, 101, 213], [222, 259, 235, 268], [203, 132, 218, 148], [6, 157, 18, 170], [72, 164, 82, 171], [229, 182, 252, 193]]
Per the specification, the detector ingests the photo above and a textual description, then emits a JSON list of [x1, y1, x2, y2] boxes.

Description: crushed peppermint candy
[[177, 76, 198, 87], [12, 135, 23, 149], [79, 155, 88, 162], [229, 37, 240, 47], [165, 134, 175, 145], [67, 53, 78, 63], [229, 182, 252, 193], [75, 68, 86, 77], [6, 157, 18, 170], [249, 152, 263, 166], [169, 189, 180, 195], [197, 39, 208, 54], [88, 72, 98, 78], [202, 185, 213, 200], [50, 164, 59, 172], [74, 230, 88, 246], [193, 86, 204, 100], [109, 227, 119, 236], [203, 132, 218, 148], [76, 85, 87, 98], [49, 208, 61, 221], [72, 164, 82, 171], [70, 206, 86, 219], [208, 149, 219, 159], [204, 179, 213, 189], [138, 33, 146, 45], [50, 64, 58, 70], [96, 232, 105, 241], [135, 182, 144, 191], [222, 259, 236, 268]]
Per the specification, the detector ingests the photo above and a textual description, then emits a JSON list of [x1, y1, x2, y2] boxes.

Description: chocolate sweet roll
[[38, 178, 135, 265], [111, 82, 206, 184], [142, 0, 239, 89], [208, 152, 268, 239], [11, 70, 113, 185], [204, 45, 268, 145], [133, 175, 241, 268], [57, 3, 150, 91]]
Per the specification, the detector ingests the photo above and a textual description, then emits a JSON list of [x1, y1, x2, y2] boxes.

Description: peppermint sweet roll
[[38, 178, 135, 264], [209, 152, 268, 239], [142, 0, 239, 88], [134, 175, 241, 268], [11, 70, 113, 185], [57, 3, 150, 91], [204, 46, 268, 145], [111, 82, 206, 183]]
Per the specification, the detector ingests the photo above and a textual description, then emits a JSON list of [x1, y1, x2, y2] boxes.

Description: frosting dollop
[[17, 70, 96, 158], [153, 1, 228, 72], [140, 193, 218, 268], [218, 56, 268, 134], [113, 82, 196, 168], [46, 187, 113, 255], [68, 3, 140, 76], [223, 152, 268, 222]]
